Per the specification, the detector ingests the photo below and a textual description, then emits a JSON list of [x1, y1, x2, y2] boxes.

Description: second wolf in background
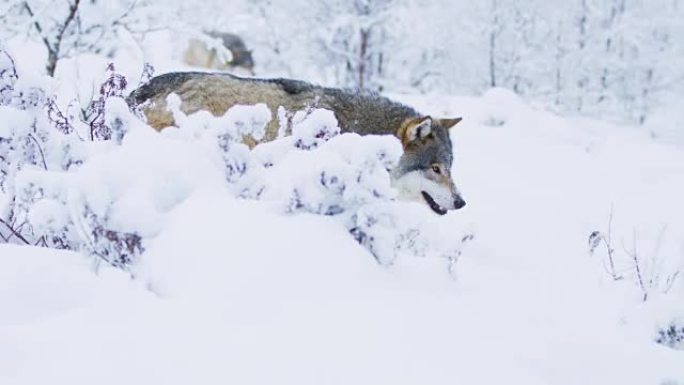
[[183, 32, 254, 75], [129, 72, 466, 215]]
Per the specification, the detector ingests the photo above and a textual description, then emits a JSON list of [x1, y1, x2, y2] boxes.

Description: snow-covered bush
[[242, 127, 399, 215], [0, 50, 18, 105], [1, 48, 471, 273], [349, 202, 473, 266], [166, 96, 471, 266], [0, 52, 149, 269], [656, 322, 684, 350], [0, 49, 55, 242]]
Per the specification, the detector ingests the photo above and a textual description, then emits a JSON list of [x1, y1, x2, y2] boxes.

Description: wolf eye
[[431, 164, 441, 174]]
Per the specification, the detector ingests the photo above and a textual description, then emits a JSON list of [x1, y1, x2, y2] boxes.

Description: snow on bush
[[0, 50, 471, 272], [167, 96, 470, 266], [349, 202, 472, 266], [164, 93, 271, 184], [0, 50, 18, 105], [656, 322, 684, 350], [0, 52, 151, 268]]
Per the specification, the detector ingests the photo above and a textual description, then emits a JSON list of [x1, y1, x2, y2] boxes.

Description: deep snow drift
[[1, 78, 683, 384]]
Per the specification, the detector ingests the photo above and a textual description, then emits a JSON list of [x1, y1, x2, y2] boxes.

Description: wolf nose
[[454, 197, 466, 210]]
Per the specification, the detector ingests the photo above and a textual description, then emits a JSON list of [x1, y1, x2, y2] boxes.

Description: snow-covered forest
[[0, 0, 683, 384], [3, 0, 684, 125], [228, 0, 684, 126]]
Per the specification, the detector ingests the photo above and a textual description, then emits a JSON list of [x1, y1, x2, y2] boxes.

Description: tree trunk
[[358, 28, 370, 89], [489, 0, 499, 88], [46, 50, 58, 77]]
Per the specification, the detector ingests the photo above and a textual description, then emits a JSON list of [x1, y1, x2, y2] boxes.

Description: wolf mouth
[[421, 191, 447, 215]]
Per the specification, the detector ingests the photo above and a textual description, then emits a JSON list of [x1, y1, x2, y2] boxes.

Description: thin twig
[[34, 235, 47, 247], [604, 205, 618, 279], [0, 217, 30, 244], [0, 49, 18, 80], [663, 271, 680, 294], [22, 1, 51, 52], [649, 224, 668, 288], [623, 230, 648, 302], [53, 0, 82, 56], [27, 133, 48, 170]]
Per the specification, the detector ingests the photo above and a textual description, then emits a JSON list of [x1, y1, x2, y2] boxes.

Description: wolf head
[[392, 116, 465, 215]]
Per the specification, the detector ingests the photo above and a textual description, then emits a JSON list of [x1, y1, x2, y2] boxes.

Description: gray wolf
[[183, 32, 254, 75], [129, 72, 465, 214]]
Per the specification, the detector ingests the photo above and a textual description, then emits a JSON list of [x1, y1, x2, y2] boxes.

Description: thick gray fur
[[129, 71, 420, 138]]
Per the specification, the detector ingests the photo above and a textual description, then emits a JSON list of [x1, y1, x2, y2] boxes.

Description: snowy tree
[[239, 0, 402, 90], [2, 0, 682, 127], [0, 0, 170, 76], [315, 0, 396, 89]]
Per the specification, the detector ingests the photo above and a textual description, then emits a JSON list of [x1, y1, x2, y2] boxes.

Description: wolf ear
[[401, 116, 432, 146], [438, 117, 462, 129]]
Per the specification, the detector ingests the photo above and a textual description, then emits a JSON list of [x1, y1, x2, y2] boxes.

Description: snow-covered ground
[[1, 84, 683, 384], [1, 32, 684, 384]]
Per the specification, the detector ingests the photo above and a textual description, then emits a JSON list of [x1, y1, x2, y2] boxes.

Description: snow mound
[[480, 87, 529, 126]]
